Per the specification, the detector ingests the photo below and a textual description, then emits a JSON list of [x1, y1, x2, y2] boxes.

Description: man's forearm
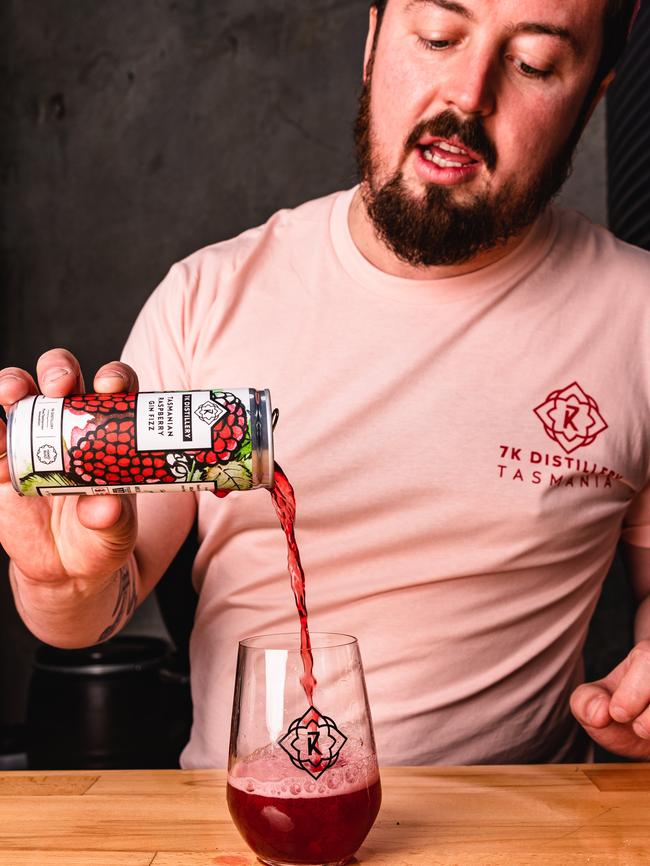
[[634, 593, 650, 644], [622, 541, 650, 644], [9, 555, 139, 649]]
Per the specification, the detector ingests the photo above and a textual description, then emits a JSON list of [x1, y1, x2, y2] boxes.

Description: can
[[7, 388, 273, 496]]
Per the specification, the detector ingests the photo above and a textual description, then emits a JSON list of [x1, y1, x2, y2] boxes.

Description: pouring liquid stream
[[270, 461, 316, 704]]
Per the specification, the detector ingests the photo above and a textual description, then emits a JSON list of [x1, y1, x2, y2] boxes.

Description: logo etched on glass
[[194, 399, 227, 426], [278, 707, 348, 779], [534, 382, 608, 453]]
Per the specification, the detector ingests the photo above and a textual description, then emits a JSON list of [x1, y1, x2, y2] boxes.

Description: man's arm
[[623, 541, 650, 642], [570, 538, 650, 759], [9, 492, 196, 649]]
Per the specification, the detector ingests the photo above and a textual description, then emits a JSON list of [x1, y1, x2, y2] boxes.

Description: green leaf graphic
[[19, 472, 76, 494], [206, 461, 252, 491]]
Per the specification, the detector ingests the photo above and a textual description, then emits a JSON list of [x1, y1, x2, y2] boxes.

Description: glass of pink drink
[[227, 633, 381, 866]]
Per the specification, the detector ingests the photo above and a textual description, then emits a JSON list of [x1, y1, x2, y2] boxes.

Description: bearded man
[[1, 0, 649, 768]]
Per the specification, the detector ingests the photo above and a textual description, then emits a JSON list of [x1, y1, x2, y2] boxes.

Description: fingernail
[[633, 721, 650, 740], [44, 367, 71, 384], [587, 696, 606, 723], [97, 369, 126, 382], [0, 373, 22, 386], [609, 703, 629, 722]]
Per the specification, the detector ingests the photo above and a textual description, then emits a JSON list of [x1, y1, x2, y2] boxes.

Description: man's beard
[[353, 70, 582, 268]]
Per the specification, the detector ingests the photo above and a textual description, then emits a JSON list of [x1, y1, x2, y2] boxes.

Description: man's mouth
[[417, 136, 481, 169]]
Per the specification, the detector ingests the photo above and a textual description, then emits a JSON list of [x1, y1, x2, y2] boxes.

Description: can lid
[[252, 389, 274, 489]]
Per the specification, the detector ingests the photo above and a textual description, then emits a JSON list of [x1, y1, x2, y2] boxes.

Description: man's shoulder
[[552, 206, 650, 289], [177, 188, 345, 279]]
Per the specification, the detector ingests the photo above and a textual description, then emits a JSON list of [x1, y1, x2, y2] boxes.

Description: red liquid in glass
[[270, 462, 316, 703], [228, 462, 382, 863], [226, 777, 382, 865]]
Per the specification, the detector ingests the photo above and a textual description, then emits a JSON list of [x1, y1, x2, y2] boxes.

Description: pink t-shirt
[[122, 187, 650, 768]]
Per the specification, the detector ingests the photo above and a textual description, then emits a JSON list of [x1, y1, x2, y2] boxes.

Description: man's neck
[[348, 187, 536, 280]]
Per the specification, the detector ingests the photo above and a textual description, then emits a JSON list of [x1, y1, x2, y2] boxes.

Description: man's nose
[[443, 52, 496, 117]]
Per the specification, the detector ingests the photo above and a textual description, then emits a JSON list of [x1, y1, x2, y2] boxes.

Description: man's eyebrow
[[404, 2, 582, 55], [405, 0, 474, 20], [510, 22, 581, 55]]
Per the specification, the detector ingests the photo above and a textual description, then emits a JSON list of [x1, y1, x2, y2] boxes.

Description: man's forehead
[[397, 0, 607, 26]]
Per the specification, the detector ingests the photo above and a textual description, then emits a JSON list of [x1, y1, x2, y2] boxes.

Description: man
[[1, 0, 649, 768]]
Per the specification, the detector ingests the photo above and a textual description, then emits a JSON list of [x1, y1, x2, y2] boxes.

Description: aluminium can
[[7, 388, 273, 496]]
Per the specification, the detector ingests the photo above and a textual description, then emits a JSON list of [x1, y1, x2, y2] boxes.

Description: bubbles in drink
[[228, 746, 379, 800], [227, 749, 382, 866], [327, 772, 341, 790], [345, 767, 359, 785]]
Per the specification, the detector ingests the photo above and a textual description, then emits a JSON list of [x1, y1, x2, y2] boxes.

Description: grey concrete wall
[[0, 0, 372, 729], [558, 100, 607, 227], [0, 1, 612, 731]]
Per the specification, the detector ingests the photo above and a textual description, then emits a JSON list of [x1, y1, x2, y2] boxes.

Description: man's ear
[[583, 69, 616, 126], [363, 6, 379, 82]]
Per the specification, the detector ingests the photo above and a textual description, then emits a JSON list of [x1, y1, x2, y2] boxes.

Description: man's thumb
[[76, 494, 125, 531], [570, 682, 612, 729], [76, 495, 137, 559]]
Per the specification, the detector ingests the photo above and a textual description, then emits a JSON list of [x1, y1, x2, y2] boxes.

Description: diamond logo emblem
[[278, 706, 348, 779], [194, 399, 226, 426], [534, 382, 608, 454]]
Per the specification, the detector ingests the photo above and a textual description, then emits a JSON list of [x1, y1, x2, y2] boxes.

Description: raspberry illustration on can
[[7, 388, 274, 496]]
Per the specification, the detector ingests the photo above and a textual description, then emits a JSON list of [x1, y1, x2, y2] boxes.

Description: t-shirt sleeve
[[120, 262, 194, 391], [622, 480, 650, 549]]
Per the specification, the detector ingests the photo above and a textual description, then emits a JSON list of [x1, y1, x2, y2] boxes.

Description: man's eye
[[417, 36, 455, 51], [513, 57, 552, 79]]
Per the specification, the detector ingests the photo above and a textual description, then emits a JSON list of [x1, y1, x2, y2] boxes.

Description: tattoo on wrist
[[98, 564, 137, 643]]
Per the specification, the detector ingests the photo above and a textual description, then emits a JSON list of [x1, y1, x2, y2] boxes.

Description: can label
[[9, 389, 269, 496]]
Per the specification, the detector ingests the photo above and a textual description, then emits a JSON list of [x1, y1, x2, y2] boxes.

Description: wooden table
[[0, 765, 648, 865]]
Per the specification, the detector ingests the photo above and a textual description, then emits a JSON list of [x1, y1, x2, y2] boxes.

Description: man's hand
[[571, 640, 650, 759], [0, 349, 139, 588]]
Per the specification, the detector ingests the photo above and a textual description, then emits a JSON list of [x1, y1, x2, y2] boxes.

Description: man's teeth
[[422, 148, 464, 168], [437, 141, 466, 155]]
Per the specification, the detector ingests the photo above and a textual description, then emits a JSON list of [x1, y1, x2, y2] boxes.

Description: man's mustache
[[404, 110, 498, 172]]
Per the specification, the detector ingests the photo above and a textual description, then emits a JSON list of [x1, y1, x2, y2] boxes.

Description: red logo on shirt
[[534, 382, 608, 453]]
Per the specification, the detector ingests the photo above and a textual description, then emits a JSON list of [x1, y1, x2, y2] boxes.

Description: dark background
[[0, 0, 646, 764]]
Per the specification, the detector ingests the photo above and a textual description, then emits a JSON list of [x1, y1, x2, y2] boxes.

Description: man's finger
[[0, 368, 38, 413], [0, 370, 39, 485], [609, 641, 650, 723], [36, 349, 85, 397], [0, 420, 8, 485], [93, 362, 139, 394], [631, 705, 650, 740], [570, 682, 612, 729]]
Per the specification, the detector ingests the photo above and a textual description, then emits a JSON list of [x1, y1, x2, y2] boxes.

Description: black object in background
[[607, 2, 650, 247], [26, 635, 184, 769]]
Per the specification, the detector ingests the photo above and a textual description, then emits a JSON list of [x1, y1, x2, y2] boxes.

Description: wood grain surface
[[0, 765, 648, 865]]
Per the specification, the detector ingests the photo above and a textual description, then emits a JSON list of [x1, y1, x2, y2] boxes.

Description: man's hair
[[370, 0, 638, 83]]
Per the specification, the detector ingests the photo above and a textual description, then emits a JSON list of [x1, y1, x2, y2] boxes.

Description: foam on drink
[[227, 745, 381, 865]]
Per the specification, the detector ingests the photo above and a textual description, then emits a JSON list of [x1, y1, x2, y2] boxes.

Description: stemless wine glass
[[226, 633, 382, 866]]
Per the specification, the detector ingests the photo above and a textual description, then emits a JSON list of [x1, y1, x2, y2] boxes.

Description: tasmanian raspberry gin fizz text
[[7, 388, 273, 496]]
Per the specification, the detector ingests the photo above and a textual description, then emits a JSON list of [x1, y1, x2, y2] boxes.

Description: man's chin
[[384, 167, 483, 208]]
